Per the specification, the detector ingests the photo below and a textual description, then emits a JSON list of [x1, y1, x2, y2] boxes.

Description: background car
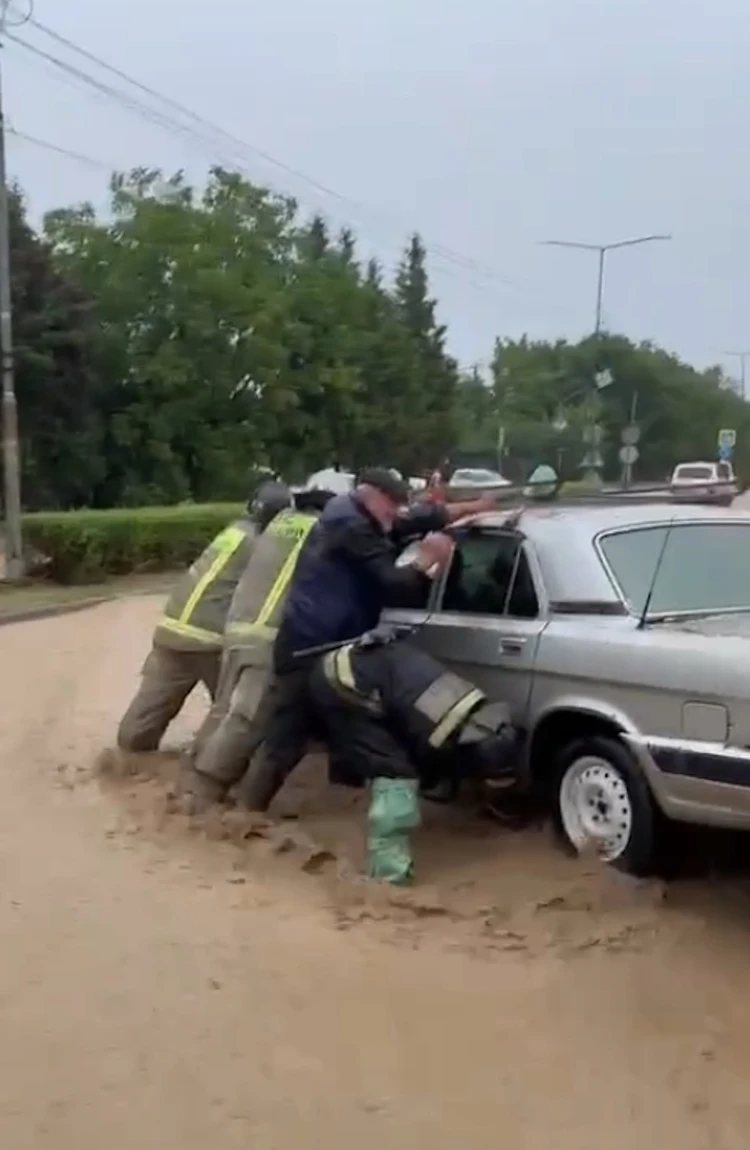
[[449, 467, 511, 489], [302, 468, 355, 495], [669, 460, 737, 506], [386, 501, 750, 875]]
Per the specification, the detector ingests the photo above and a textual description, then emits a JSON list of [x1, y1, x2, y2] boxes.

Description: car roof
[[673, 460, 719, 471], [453, 502, 750, 606]]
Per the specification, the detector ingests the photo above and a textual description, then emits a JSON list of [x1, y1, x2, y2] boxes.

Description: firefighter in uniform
[[116, 481, 293, 753], [181, 488, 335, 810], [310, 626, 522, 883], [238, 468, 498, 814]]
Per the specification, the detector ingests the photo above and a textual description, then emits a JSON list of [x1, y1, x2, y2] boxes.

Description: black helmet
[[249, 480, 293, 532]]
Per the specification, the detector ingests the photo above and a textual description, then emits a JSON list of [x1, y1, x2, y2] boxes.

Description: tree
[[10, 187, 104, 509], [17, 161, 747, 511], [45, 167, 300, 503], [393, 234, 459, 469]]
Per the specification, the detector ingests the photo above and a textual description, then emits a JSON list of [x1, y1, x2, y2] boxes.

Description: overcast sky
[[3, 0, 749, 377]]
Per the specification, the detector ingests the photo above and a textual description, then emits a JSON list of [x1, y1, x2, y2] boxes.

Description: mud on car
[[385, 502, 750, 875]]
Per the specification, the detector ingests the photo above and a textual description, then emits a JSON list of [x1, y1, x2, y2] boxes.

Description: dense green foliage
[[4, 165, 749, 510], [23, 503, 243, 583]]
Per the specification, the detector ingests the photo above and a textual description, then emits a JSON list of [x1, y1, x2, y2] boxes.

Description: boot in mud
[[367, 778, 421, 885], [176, 764, 228, 816]]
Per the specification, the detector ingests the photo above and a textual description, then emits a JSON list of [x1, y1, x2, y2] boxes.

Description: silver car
[[385, 502, 750, 874]]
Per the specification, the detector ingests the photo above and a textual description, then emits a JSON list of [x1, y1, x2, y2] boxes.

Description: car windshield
[[674, 465, 713, 481], [598, 522, 750, 617]]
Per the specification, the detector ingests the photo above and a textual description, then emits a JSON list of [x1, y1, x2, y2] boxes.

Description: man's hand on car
[[472, 493, 500, 514], [416, 532, 454, 575]]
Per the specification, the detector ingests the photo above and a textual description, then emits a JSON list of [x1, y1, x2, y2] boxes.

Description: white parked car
[[449, 468, 511, 489], [303, 468, 355, 495], [669, 461, 737, 507]]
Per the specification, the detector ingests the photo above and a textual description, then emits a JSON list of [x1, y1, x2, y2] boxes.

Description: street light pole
[[0, 0, 21, 579], [724, 351, 750, 400], [542, 233, 672, 335]]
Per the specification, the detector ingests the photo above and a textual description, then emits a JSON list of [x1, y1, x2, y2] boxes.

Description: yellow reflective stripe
[[157, 615, 221, 644], [254, 532, 308, 628], [322, 645, 382, 714], [268, 511, 314, 539], [428, 687, 485, 749], [179, 526, 245, 626], [334, 646, 356, 689]]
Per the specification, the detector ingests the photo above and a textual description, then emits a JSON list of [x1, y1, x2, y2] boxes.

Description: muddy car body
[[385, 502, 750, 873]]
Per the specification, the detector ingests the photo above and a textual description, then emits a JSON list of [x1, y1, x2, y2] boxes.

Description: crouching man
[[308, 626, 522, 884]]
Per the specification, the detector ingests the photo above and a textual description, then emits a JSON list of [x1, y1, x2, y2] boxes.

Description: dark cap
[[357, 467, 410, 505]]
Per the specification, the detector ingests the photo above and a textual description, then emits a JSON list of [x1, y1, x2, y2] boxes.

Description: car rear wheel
[[553, 735, 656, 875]]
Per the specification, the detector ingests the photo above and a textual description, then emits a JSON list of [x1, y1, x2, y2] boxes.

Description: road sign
[[619, 444, 639, 466], [718, 441, 733, 461], [718, 428, 736, 449], [594, 370, 613, 391], [621, 424, 640, 446]]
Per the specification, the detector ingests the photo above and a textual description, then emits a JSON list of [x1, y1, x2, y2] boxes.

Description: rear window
[[598, 523, 750, 616], [674, 465, 713, 481]]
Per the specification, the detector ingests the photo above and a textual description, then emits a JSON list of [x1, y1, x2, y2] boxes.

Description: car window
[[674, 464, 713, 481], [598, 523, 750, 616], [439, 532, 539, 619]]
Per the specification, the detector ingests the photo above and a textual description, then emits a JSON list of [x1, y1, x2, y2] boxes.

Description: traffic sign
[[594, 370, 613, 391], [718, 442, 733, 461], [718, 428, 736, 449], [619, 444, 639, 466], [621, 424, 640, 446]]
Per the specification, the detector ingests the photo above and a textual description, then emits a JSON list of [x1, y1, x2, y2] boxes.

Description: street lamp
[[541, 234, 672, 334]]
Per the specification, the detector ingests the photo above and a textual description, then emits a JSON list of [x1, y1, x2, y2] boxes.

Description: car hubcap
[[559, 755, 633, 861]]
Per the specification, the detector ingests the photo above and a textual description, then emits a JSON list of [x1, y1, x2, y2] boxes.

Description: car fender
[[531, 693, 641, 738]]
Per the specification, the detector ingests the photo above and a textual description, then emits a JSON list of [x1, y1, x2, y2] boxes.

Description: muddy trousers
[[309, 671, 420, 885], [116, 643, 220, 753], [193, 666, 278, 790]]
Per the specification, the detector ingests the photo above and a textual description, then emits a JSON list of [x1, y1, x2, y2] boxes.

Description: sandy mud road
[[3, 596, 750, 1149]]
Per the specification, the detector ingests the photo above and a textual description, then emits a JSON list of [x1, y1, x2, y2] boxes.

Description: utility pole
[[0, 0, 21, 579], [541, 233, 672, 335], [724, 351, 750, 400]]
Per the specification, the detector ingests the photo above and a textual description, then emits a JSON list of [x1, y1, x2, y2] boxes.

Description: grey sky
[[4, 0, 749, 377]]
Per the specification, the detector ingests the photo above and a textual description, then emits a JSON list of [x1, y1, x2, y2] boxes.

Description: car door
[[397, 528, 548, 726]]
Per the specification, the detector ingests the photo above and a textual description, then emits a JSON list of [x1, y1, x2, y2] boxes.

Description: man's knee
[[116, 645, 195, 752]]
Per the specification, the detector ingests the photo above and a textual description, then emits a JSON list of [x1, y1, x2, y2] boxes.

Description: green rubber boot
[[367, 778, 421, 885]]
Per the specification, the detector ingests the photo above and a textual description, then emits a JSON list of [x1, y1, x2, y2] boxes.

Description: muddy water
[[2, 597, 750, 1148]]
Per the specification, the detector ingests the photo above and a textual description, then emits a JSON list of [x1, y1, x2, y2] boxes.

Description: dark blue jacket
[[274, 493, 448, 671]]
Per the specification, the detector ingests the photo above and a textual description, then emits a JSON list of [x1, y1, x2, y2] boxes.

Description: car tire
[[552, 734, 656, 876]]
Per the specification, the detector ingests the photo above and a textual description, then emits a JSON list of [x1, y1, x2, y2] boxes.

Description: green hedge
[[23, 503, 245, 584], [558, 476, 604, 496]]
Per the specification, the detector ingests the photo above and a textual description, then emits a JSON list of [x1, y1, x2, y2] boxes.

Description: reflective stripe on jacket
[[322, 640, 485, 750], [154, 518, 257, 652], [223, 508, 318, 668]]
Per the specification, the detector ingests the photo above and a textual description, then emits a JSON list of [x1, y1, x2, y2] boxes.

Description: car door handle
[[499, 636, 526, 655]]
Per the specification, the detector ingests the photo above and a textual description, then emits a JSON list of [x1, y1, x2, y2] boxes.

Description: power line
[[14, 14, 552, 300], [7, 36, 545, 307], [7, 125, 110, 169], [4, 35, 489, 293]]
